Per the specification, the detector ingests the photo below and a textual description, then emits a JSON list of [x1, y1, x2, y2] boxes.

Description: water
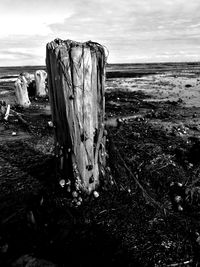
[[0, 66, 46, 78], [1, 62, 200, 108], [0, 62, 200, 79]]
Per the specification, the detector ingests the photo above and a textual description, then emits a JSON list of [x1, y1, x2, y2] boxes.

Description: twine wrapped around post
[[46, 38, 107, 194]]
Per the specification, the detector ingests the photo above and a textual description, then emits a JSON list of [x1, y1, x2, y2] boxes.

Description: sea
[[0, 62, 200, 80]]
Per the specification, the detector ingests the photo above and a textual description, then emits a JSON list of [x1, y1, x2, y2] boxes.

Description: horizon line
[[0, 60, 200, 68]]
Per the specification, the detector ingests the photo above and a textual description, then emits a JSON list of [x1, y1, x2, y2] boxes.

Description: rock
[[185, 84, 192, 88], [48, 121, 54, 127], [59, 179, 65, 188], [93, 191, 99, 198], [72, 191, 78, 198], [76, 201, 82, 206], [116, 118, 123, 127], [193, 113, 197, 118], [132, 132, 140, 138], [178, 98, 183, 103]]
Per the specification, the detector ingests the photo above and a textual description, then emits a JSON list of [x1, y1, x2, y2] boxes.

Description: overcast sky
[[0, 0, 200, 66]]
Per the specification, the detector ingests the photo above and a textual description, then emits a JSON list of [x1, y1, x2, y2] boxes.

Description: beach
[[0, 62, 200, 266]]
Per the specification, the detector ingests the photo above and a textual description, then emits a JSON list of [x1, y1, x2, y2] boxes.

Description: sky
[[0, 0, 200, 66]]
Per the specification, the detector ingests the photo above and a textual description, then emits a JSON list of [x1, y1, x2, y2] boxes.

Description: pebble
[[174, 195, 182, 203], [93, 191, 99, 198], [67, 186, 71, 192], [72, 191, 78, 198], [59, 179, 65, 188], [177, 205, 183, 211], [48, 121, 53, 127], [193, 113, 197, 118], [78, 197, 83, 202], [76, 201, 82, 206]]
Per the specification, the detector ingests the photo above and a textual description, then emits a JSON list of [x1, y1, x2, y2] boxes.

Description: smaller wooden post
[[21, 72, 34, 84], [14, 75, 31, 107], [46, 38, 107, 194], [20, 72, 36, 97], [35, 70, 47, 97]]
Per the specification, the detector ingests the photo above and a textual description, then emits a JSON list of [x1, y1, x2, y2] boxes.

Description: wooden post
[[35, 70, 48, 97], [20, 72, 36, 98], [46, 39, 106, 194], [14, 75, 31, 108]]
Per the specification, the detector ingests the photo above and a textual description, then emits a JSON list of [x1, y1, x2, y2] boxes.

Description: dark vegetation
[[1, 64, 200, 266]]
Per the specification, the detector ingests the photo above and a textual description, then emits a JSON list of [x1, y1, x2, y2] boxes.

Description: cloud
[[0, 34, 50, 66], [0, 0, 200, 65], [46, 0, 200, 62], [188, 23, 200, 28]]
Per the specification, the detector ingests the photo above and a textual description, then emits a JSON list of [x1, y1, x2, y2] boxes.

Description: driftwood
[[4, 104, 10, 120], [46, 38, 106, 194], [35, 70, 47, 97], [14, 76, 31, 107], [10, 109, 29, 127]]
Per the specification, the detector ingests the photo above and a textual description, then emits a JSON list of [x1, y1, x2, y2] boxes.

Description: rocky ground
[[0, 69, 200, 266]]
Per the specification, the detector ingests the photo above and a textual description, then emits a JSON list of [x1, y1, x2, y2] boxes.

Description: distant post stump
[[14, 75, 31, 108], [46, 38, 106, 194], [35, 70, 48, 97]]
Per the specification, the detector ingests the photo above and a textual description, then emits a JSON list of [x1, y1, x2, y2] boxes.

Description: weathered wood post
[[46, 39, 106, 194], [14, 75, 31, 107], [21, 72, 36, 98], [35, 70, 48, 97]]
